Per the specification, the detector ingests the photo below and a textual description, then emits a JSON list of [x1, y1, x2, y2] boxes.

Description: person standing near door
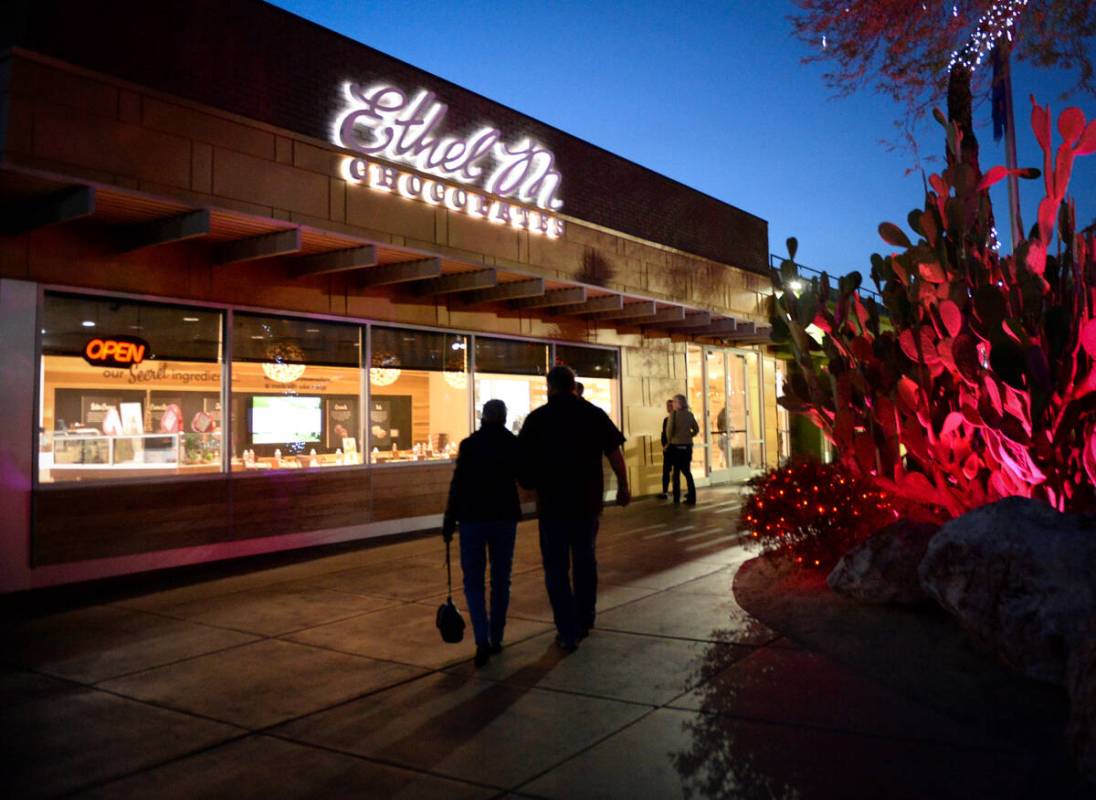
[[668, 394, 699, 506], [716, 405, 730, 468], [518, 365, 630, 651], [658, 398, 674, 499]]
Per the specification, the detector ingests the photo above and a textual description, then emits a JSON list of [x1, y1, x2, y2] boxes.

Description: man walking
[[518, 365, 629, 651]]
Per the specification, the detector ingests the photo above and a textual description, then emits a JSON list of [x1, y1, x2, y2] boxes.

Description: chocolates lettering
[[346, 157, 564, 237]]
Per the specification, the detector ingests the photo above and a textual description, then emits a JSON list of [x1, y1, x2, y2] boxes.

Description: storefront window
[[231, 314, 362, 471], [368, 326, 469, 463], [37, 296, 628, 479], [473, 337, 549, 433], [555, 344, 620, 422], [38, 293, 223, 483]]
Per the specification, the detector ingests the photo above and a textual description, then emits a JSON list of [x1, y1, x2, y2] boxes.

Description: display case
[[41, 431, 222, 481]]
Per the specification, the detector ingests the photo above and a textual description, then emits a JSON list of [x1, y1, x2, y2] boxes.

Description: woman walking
[[442, 399, 521, 667], [667, 394, 699, 506]]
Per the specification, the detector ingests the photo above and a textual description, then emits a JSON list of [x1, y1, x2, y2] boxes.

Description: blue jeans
[[670, 445, 696, 502], [458, 520, 518, 646], [538, 516, 600, 644]]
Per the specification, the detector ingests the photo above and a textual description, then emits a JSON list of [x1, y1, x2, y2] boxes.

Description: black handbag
[[436, 538, 466, 644]]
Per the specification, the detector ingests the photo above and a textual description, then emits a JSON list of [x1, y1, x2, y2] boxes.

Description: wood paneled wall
[[32, 462, 455, 565]]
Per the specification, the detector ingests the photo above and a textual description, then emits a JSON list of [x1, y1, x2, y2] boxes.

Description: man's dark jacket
[[444, 423, 521, 524], [517, 393, 625, 519]]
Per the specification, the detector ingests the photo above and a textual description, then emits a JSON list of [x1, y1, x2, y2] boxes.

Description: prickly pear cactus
[[772, 98, 1096, 520]]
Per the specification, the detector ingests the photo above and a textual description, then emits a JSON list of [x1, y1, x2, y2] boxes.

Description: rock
[[827, 520, 938, 605], [919, 496, 1096, 685], [1067, 631, 1096, 785]]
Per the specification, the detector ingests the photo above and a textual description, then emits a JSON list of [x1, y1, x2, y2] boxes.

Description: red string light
[[739, 457, 895, 569]]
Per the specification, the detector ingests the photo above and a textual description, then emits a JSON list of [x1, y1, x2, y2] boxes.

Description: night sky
[[270, 0, 1096, 280]]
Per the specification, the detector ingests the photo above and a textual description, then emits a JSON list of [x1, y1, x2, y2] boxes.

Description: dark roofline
[[6, 0, 769, 271], [256, 1, 766, 227]]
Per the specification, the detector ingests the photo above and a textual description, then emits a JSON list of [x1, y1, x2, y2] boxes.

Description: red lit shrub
[[773, 100, 1096, 520], [739, 457, 896, 568]]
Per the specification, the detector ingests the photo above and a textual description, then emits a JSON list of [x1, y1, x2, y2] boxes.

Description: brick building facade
[[0, 0, 784, 591]]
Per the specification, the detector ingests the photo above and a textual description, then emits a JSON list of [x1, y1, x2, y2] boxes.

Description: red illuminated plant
[[740, 458, 896, 567], [772, 99, 1096, 520]]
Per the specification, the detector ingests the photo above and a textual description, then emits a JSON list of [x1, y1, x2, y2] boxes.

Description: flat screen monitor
[[250, 396, 322, 444]]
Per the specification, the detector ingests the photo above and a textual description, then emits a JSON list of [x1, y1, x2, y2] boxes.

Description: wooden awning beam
[[691, 318, 740, 336], [661, 310, 713, 329], [588, 300, 656, 321], [411, 268, 497, 296], [625, 306, 686, 326], [511, 287, 587, 309], [216, 228, 302, 265], [357, 257, 442, 288], [6, 185, 95, 235], [290, 245, 377, 277], [553, 295, 624, 316], [452, 277, 545, 305], [118, 209, 211, 253]]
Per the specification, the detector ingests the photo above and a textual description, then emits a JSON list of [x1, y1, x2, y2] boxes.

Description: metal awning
[[0, 163, 771, 346]]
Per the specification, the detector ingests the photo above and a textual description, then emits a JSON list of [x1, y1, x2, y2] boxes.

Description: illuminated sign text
[[84, 336, 149, 368], [334, 83, 563, 210], [344, 158, 564, 238], [333, 82, 565, 236]]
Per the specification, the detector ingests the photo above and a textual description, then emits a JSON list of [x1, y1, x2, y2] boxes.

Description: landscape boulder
[[918, 496, 1096, 685], [827, 520, 938, 605]]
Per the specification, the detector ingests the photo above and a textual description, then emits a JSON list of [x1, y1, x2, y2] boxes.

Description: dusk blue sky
[[271, 0, 1096, 279]]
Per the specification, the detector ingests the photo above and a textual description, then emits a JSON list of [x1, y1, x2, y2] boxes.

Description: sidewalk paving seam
[[261, 730, 512, 794], [83, 638, 266, 686], [274, 623, 554, 673], [86, 680, 257, 730], [439, 663, 668, 710], [591, 622, 780, 647], [145, 599, 414, 639], [80, 613, 427, 688], [267, 675, 661, 796], [253, 668, 443, 734], [507, 705, 663, 796], [109, 551, 448, 613], [57, 730, 255, 799]]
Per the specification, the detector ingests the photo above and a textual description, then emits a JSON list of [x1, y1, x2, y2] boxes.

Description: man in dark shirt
[[443, 399, 521, 667], [518, 366, 630, 650]]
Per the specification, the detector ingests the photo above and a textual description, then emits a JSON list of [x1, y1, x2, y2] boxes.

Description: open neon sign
[[84, 336, 150, 368], [333, 82, 565, 237]]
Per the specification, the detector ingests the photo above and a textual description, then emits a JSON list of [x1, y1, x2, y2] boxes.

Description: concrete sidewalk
[[1, 487, 1080, 798]]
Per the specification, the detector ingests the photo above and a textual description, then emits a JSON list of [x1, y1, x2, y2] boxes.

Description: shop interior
[[37, 293, 620, 482]]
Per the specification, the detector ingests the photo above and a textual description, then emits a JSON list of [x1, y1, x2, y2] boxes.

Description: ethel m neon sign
[[334, 82, 565, 237]]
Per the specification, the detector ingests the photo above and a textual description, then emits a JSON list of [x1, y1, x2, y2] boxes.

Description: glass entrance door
[[686, 346, 708, 479], [705, 349, 729, 481], [742, 351, 765, 470], [687, 345, 768, 484], [726, 353, 752, 478]]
